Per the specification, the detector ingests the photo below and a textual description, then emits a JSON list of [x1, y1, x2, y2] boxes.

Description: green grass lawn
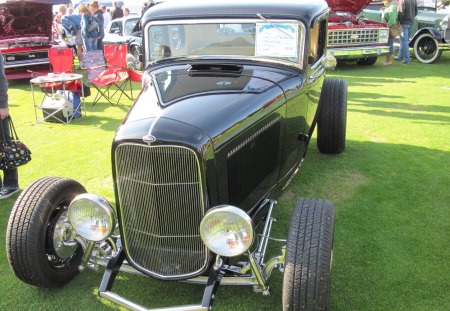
[[1, 54, 449, 311]]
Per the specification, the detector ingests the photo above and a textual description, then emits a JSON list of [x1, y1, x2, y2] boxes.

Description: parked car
[[7, 0, 348, 310], [363, 0, 450, 63], [103, 15, 143, 70], [326, 0, 390, 65], [0, 0, 67, 79]]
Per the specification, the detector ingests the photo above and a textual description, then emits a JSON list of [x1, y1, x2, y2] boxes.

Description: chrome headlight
[[68, 194, 116, 242], [440, 15, 449, 31], [200, 205, 254, 257], [379, 29, 389, 43]]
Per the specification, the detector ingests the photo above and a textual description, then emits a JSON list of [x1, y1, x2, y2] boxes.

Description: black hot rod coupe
[[6, 0, 347, 310]]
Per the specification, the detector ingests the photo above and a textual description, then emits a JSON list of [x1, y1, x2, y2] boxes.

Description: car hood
[[0, 1, 59, 44], [325, 0, 372, 14], [116, 62, 294, 147]]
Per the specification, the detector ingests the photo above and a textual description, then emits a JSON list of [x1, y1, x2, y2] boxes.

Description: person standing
[[382, 0, 398, 65], [80, 4, 99, 51], [396, 0, 418, 64], [101, 5, 111, 29], [61, 5, 84, 69], [112, 1, 124, 19], [90, 1, 105, 51], [0, 53, 19, 200]]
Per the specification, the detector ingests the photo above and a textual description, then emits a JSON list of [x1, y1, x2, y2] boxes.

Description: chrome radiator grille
[[328, 28, 380, 46], [115, 144, 208, 279]]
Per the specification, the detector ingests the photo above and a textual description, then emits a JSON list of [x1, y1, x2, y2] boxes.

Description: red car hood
[[325, 0, 373, 14]]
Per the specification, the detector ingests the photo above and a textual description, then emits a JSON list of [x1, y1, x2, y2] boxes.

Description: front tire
[[413, 33, 442, 64], [356, 56, 377, 66], [317, 78, 347, 154], [6, 177, 86, 288], [282, 199, 335, 311]]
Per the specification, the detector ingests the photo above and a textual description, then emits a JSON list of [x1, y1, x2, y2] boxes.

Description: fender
[[409, 27, 443, 46]]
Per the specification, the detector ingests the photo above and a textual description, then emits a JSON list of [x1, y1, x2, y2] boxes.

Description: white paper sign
[[255, 23, 298, 58]]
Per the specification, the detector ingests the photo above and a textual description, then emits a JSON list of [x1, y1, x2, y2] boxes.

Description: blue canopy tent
[[72, 0, 124, 8]]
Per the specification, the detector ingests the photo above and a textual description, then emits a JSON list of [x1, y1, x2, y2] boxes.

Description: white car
[[103, 15, 142, 70]]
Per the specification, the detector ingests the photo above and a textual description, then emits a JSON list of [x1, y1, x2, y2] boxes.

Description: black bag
[[0, 117, 32, 170]]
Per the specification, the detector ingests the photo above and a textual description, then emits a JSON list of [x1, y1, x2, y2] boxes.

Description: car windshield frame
[[143, 18, 307, 69]]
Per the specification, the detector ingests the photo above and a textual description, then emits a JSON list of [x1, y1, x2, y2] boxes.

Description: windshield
[[124, 18, 139, 36], [146, 20, 305, 67], [417, 0, 437, 8]]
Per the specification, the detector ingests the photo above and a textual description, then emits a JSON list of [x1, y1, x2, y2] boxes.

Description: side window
[[110, 21, 122, 34], [308, 19, 327, 65]]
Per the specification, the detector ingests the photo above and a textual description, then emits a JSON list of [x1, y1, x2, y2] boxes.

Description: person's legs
[[75, 30, 84, 67], [384, 36, 394, 65], [402, 24, 411, 63]]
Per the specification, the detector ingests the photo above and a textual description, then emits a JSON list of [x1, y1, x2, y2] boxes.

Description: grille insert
[[328, 28, 380, 46], [115, 144, 208, 279]]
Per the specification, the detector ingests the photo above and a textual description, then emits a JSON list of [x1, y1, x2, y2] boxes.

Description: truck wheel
[[413, 33, 442, 64], [6, 177, 86, 288], [317, 78, 347, 154], [282, 199, 335, 311], [356, 57, 377, 65]]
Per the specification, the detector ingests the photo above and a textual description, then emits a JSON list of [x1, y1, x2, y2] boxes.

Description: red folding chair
[[41, 48, 80, 94], [84, 44, 133, 105], [48, 48, 74, 74]]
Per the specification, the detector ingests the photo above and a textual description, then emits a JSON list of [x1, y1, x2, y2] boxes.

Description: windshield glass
[[417, 0, 437, 8], [124, 18, 139, 36], [146, 21, 305, 66]]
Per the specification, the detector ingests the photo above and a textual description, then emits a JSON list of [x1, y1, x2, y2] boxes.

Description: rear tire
[[282, 199, 335, 311], [356, 57, 377, 65], [317, 78, 347, 154], [6, 177, 86, 288]]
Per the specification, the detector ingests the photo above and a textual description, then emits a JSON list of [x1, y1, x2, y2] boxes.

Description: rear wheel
[[413, 33, 442, 64], [317, 78, 347, 154], [282, 199, 335, 311], [6, 177, 86, 288], [356, 57, 377, 66]]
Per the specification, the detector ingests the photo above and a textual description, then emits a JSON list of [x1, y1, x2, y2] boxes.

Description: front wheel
[[413, 33, 442, 64], [6, 177, 86, 288], [282, 199, 335, 311]]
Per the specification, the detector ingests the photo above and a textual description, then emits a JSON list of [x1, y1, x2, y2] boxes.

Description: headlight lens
[[68, 194, 115, 242], [379, 29, 389, 43], [200, 205, 254, 257]]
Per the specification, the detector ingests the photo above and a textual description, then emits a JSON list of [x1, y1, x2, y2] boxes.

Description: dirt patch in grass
[[321, 171, 369, 202]]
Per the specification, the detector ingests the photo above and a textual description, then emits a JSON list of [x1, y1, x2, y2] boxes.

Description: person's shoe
[[402, 61, 410, 64], [394, 58, 403, 61], [0, 187, 20, 200], [382, 61, 392, 66]]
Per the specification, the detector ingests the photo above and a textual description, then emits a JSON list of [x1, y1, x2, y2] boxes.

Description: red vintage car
[[0, 0, 68, 79], [326, 0, 390, 65]]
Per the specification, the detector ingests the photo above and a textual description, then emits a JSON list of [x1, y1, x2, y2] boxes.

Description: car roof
[[110, 15, 140, 23], [142, 0, 329, 27]]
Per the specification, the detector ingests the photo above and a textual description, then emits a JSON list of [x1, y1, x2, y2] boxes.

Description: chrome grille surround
[[115, 144, 208, 280], [328, 28, 382, 46]]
